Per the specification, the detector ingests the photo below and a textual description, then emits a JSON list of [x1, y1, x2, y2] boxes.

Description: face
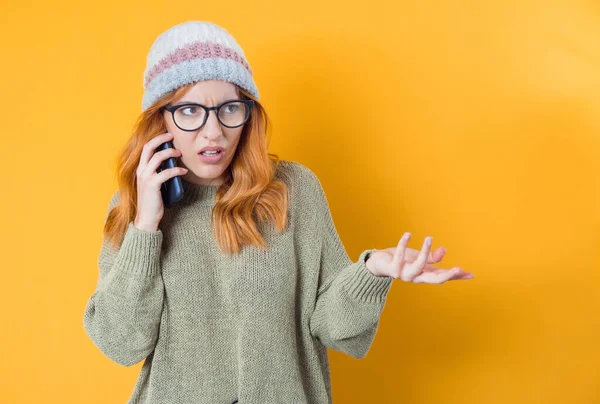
[[163, 80, 247, 186]]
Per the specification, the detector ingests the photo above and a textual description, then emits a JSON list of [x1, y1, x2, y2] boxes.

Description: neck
[[179, 176, 220, 206]]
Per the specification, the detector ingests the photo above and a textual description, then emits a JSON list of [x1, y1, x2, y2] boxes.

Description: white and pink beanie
[[141, 21, 260, 112]]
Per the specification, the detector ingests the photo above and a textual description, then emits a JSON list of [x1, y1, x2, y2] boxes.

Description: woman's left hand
[[365, 232, 474, 284]]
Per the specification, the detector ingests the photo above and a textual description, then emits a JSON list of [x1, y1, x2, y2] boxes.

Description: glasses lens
[[173, 105, 206, 130], [218, 101, 249, 127]]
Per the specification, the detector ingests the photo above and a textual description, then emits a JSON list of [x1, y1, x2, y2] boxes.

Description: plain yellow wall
[[1, 1, 598, 403]]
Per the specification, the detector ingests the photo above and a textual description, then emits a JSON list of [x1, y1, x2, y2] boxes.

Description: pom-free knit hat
[[141, 21, 260, 112]]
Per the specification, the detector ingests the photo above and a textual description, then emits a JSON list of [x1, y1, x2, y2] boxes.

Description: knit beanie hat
[[141, 21, 260, 112]]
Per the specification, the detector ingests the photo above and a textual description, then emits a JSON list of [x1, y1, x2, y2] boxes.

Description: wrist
[[364, 249, 381, 276], [133, 217, 159, 232]]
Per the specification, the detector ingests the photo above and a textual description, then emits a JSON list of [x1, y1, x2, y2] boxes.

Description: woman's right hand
[[133, 132, 188, 232]]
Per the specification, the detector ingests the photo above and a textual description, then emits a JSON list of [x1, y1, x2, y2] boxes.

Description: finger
[[413, 267, 460, 284], [383, 246, 446, 265], [155, 166, 189, 185], [139, 132, 174, 171], [392, 232, 410, 278], [422, 246, 445, 264], [423, 266, 473, 278], [453, 270, 475, 280], [443, 266, 474, 280], [417, 264, 441, 274], [148, 147, 182, 174], [432, 247, 446, 263], [402, 236, 432, 282]]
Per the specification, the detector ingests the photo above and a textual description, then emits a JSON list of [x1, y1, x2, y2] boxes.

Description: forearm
[[83, 222, 165, 366], [309, 249, 394, 359]]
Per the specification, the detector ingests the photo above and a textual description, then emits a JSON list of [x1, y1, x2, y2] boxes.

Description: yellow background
[[1, 1, 599, 403]]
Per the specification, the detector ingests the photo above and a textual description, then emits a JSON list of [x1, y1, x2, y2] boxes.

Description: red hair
[[103, 82, 289, 254]]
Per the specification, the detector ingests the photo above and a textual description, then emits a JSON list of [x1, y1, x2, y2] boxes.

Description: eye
[[223, 103, 239, 114], [180, 106, 202, 116]]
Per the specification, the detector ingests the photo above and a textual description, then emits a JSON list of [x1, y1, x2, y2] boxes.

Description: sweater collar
[[180, 177, 220, 206]]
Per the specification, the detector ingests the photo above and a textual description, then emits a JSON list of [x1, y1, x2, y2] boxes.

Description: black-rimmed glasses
[[163, 99, 254, 132]]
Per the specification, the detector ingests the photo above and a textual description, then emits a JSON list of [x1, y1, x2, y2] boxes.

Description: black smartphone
[[155, 140, 184, 207]]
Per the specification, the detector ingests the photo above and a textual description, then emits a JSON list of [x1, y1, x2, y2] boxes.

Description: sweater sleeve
[[83, 191, 165, 367], [307, 172, 394, 359]]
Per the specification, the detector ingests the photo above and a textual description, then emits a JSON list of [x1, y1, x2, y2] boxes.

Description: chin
[[188, 164, 225, 178]]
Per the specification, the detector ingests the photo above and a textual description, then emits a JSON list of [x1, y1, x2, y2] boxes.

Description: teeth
[[202, 150, 219, 155]]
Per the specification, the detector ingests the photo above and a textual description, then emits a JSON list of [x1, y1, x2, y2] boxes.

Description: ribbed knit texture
[[83, 160, 394, 404], [141, 21, 259, 112]]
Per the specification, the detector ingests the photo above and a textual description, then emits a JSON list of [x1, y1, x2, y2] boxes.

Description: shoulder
[[108, 189, 121, 210], [273, 160, 328, 216], [103, 189, 121, 221], [274, 159, 323, 192]]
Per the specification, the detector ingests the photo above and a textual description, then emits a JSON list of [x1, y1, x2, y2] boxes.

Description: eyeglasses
[[163, 99, 254, 132]]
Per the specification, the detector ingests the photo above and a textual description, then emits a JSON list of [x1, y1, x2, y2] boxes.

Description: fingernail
[[426, 237, 432, 245]]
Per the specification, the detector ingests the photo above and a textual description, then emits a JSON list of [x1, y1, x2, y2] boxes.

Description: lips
[[198, 146, 225, 154]]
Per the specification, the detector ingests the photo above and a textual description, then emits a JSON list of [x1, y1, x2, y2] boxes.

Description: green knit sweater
[[83, 160, 395, 403]]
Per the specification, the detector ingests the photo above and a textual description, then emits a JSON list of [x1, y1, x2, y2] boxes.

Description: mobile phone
[[155, 140, 184, 207]]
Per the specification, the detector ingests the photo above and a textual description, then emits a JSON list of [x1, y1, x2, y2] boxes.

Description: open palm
[[367, 232, 474, 284]]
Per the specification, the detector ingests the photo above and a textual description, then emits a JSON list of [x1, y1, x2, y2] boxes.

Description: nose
[[201, 109, 224, 139]]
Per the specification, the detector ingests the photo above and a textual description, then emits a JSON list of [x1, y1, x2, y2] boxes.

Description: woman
[[83, 21, 474, 404]]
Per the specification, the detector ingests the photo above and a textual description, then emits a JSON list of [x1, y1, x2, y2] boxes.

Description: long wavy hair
[[103, 82, 289, 255]]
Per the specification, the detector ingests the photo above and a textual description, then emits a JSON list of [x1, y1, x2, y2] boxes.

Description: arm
[[307, 173, 394, 359], [83, 191, 165, 366]]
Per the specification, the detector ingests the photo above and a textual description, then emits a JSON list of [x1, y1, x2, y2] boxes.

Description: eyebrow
[[171, 98, 241, 107]]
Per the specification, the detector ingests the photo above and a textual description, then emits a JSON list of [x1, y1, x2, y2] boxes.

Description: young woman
[[83, 20, 474, 404]]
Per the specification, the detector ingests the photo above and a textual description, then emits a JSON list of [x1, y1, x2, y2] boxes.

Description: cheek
[[172, 137, 194, 158], [229, 128, 244, 148], [163, 113, 177, 133]]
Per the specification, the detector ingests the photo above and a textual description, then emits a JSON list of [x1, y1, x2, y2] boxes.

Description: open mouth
[[200, 150, 223, 156]]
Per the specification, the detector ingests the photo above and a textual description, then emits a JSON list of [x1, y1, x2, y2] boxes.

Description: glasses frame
[[163, 99, 255, 132]]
